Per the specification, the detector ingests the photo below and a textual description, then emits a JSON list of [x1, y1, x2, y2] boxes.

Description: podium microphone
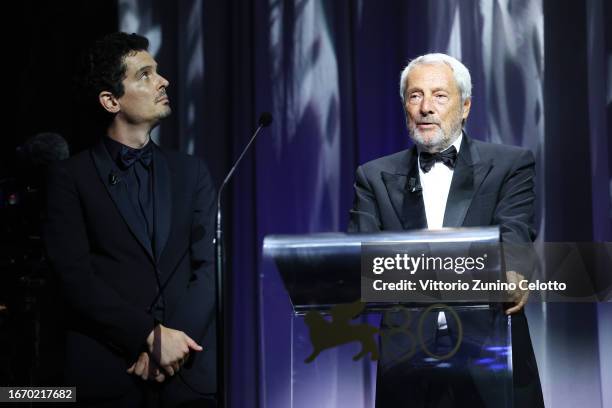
[[215, 112, 272, 407], [408, 177, 422, 194]]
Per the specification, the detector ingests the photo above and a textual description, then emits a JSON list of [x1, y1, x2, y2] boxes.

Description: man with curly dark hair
[[44, 32, 217, 407]]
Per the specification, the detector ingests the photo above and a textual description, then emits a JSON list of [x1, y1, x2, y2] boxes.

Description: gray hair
[[399, 53, 472, 103]]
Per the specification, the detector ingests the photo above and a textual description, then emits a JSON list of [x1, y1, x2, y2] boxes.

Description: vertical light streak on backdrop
[[587, 0, 611, 242], [543, 0, 611, 406], [176, 0, 205, 156], [268, 0, 341, 232], [260, 1, 368, 407], [587, 0, 612, 406]]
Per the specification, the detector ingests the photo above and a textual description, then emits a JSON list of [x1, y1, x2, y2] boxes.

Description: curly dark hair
[[77, 32, 149, 122], [75, 32, 150, 130]]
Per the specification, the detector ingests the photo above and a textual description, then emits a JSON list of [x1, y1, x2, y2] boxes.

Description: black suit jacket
[[348, 134, 536, 244], [348, 134, 544, 407], [44, 139, 216, 403]]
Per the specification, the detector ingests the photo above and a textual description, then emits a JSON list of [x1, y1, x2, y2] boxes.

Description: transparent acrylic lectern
[[260, 227, 513, 408]]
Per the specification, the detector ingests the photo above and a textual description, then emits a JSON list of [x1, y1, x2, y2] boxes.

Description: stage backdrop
[[119, 0, 611, 407]]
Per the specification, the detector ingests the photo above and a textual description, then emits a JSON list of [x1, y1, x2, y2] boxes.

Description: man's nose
[[420, 96, 434, 115], [158, 74, 170, 89]]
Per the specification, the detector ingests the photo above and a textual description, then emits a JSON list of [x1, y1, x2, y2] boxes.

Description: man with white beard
[[348, 53, 544, 408]]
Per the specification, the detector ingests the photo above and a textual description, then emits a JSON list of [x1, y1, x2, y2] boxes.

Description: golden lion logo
[[303, 301, 379, 363]]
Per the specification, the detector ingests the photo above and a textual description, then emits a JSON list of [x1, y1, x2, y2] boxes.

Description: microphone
[[109, 172, 120, 185], [408, 177, 422, 194], [214, 112, 272, 408], [217, 112, 272, 214], [258, 112, 273, 127]]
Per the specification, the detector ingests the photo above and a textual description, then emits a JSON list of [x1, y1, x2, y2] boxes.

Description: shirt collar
[[449, 131, 463, 154]]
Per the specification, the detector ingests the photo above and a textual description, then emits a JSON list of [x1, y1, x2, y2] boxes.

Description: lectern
[[261, 227, 513, 408]]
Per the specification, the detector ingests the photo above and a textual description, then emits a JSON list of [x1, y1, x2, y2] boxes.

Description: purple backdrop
[[117, 0, 612, 406]]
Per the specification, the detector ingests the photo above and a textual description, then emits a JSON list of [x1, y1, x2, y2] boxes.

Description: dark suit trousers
[[375, 311, 544, 408]]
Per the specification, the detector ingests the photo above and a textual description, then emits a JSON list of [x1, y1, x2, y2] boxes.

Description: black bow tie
[[419, 146, 458, 173], [119, 143, 153, 169]]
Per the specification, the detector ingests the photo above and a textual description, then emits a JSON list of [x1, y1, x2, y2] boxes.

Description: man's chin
[[410, 129, 444, 150], [149, 109, 172, 129], [158, 107, 172, 119]]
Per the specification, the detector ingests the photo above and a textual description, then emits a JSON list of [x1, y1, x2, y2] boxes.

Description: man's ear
[[462, 98, 471, 120], [99, 91, 120, 114]]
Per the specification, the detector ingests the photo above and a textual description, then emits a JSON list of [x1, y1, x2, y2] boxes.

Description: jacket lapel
[[91, 139, 155, 262], [152, 145, 171, 260], [382, 147, 427, 230], [443, 134, 493, 227]]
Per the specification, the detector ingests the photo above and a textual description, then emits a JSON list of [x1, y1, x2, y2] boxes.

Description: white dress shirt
[[418, 133, 463, 229], [417, 133, 463, 330]]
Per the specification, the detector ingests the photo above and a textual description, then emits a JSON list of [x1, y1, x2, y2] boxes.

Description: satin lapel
[[91, 140, 155, 261], [381, 147, 427, 230], [443, 135, 493, 227], [152, 145, 171, 261]]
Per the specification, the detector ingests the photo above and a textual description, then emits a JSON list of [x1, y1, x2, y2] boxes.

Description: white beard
[[407, 109, 464, 152]]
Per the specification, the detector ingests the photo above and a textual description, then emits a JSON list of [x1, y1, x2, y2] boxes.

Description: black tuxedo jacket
[[348, 134, 536, 244], [348, 134, 544, 407], [44, 139, 216, 403]]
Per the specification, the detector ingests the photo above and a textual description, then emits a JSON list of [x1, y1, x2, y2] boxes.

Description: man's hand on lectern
[[505, 270, 529, 315]]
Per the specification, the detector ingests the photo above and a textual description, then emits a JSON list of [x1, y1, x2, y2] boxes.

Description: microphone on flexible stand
[[215, 112, 272, 408], [109, 172, 120, 186], [408, 177, 422, 194]]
